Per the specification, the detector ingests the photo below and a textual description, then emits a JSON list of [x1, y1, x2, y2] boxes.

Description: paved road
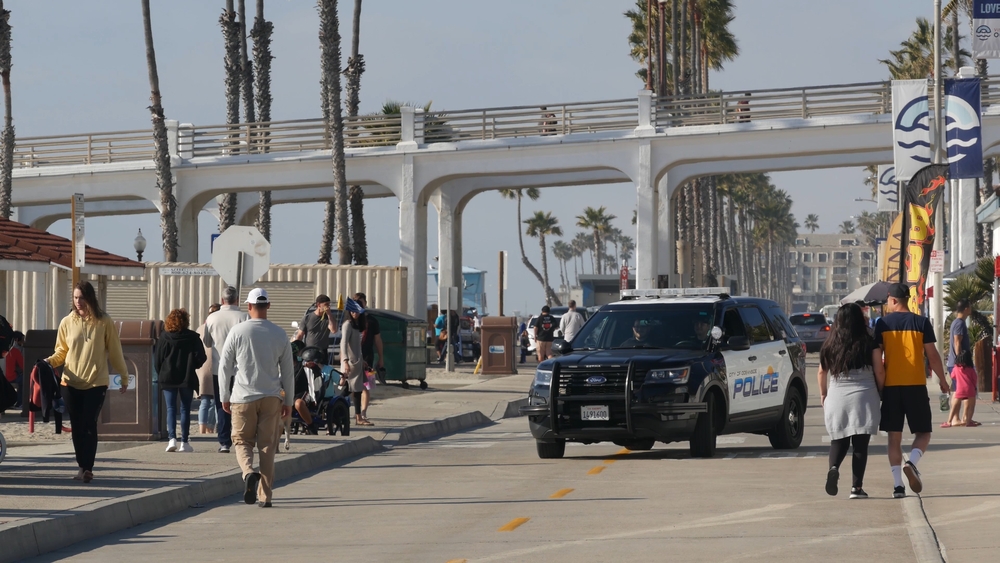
[[27, 356, 1000, 562]]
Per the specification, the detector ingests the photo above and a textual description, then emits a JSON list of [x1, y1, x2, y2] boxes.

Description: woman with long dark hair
[[156, 308, 208, 452], [818, 303, 885, 499], [47, 281, 129, 483], [340, 298, 371, 426]]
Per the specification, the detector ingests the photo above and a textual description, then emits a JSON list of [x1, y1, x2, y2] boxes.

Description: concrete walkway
[[0, 369, 531, 563]]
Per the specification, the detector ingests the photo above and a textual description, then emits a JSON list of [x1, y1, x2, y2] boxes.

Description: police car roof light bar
[[620, 287, 730, 300]]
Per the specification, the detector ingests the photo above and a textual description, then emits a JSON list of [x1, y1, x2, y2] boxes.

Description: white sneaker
[[165, 438, 177, 452], [179, 442, 194, 453]]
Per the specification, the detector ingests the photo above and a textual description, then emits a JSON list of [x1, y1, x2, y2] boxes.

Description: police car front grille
[[559, 366, 630, 396]]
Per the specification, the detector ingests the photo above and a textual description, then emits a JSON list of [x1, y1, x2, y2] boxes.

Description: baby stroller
[[290, 344, 352, 437]]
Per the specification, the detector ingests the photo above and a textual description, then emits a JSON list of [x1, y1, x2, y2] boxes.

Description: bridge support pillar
[[635, 140, 666, 289], [431, 189, 464, 314], [399, 156, 427, 318], [176, 200, 200, 263]]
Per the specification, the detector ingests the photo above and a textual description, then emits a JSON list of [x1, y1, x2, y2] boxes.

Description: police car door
[[720, 308, 756, 415], [735, 305, 785, 414]]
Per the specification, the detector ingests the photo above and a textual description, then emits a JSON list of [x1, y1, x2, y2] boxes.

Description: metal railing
[[14, 129, 153, 168], [422, 98, 638, 141], [12, 76, 1000, 170]]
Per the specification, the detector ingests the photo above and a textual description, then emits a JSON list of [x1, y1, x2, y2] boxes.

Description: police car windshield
[[573, 305, 715, 351]]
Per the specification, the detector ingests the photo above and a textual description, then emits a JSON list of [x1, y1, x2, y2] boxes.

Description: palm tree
[[237, 0, 255, 124], [839, 220, 856, 234], [251, 0, 273, 240], [141, 0, 178, 261], [0, 0, 12, 219], [880, 17, 968, 79], [344, 0, 367, 264], [607, 226, 623, 267], [218, 0, 240, 232], [551, 240, 573, 295], [500, 188, 559, 305], [576, 206, 615, 274], [571, 232, 590, 278], [317, 0, 351, 264], [524, 211, 563, 306], [620, 235, 635, 263], [804, 214, 819, 233]]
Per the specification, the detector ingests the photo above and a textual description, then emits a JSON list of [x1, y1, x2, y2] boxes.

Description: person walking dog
[[818, 303, 885, 499], [203, 286, 249, 453], [874, 283, 950, 498], [220, 288, 295, 508], [156, 308, 208, 452], [46, 281, 129, 483]]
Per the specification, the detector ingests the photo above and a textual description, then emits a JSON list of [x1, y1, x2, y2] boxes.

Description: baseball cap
[[246, 288, 269, 304], [887, 283, 911, 300]]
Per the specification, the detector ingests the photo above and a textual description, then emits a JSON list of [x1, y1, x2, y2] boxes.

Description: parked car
[[520, 288, 808, 459], [526, 314, 563, 354], [788, 312, 830, 352]]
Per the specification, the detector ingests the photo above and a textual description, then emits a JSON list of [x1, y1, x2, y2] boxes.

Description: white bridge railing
[[13, 77, 1000, 169]]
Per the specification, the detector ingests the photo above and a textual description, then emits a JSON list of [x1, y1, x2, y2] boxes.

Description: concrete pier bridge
[[13, 79, 1000, 317]]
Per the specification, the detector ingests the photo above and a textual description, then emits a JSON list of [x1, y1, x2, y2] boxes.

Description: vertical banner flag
[[973, 0, 1000, 59], [944, 78, 984, 179], [881, 213, 904, 283], [892, 80, 932, 183], [876, 165, 899, 212], [899, 164, 949, 312]]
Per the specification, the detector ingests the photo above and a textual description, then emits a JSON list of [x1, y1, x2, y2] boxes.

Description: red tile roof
[[0, 218, 144, 271]]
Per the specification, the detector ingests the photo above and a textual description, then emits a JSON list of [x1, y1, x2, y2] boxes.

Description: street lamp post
[[133, 229, 147, 262]]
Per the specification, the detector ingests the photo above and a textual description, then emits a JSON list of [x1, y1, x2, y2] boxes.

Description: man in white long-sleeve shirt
[[220, 288, 295, 508], [202, 286, 249, 453]]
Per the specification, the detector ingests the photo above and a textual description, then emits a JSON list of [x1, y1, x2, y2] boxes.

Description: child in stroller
[[286, 342, 352, 444]]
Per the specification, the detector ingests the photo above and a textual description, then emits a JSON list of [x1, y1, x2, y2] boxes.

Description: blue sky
[[10, 0, 936, 314]]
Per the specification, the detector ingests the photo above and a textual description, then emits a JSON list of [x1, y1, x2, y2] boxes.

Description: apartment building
[[788, 234, 875, 313]]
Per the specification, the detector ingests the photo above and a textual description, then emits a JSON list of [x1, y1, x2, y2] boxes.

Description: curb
[[0, 437, 381, 563], [382, 411, 493, 447], [901, 496, 946, 563], [490, 397, 529, 421]]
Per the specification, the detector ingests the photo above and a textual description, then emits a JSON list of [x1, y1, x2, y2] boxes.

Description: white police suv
[[521, 288, 808, 459]]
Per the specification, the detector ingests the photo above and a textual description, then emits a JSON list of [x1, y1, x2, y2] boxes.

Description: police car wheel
[[620, 438, 655, 451], [768, 387, 805, 450], [689, 395, 717, 458], [536, 439, 566, 459]]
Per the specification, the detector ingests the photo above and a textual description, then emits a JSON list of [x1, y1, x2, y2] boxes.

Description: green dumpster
[[367, 309, 429, 389]]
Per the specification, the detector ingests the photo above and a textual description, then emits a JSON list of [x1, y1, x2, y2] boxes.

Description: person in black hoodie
[[156, 309, 208, 452]]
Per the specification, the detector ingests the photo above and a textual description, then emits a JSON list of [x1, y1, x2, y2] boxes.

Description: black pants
[[212, 373, 233, 448], [828, 434, 871, 489], [63, 385, 107, 472]]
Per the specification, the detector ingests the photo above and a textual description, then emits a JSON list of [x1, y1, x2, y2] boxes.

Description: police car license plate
[[581, 405, 609, 421]]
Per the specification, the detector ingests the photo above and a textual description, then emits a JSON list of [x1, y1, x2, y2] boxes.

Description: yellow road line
[[445, 560, 468, 563], [616, 448, 631, 456], [549, 488, 575, 499], [587, 465, 606, 475], [604, 459, 617, 464], [498, 517, 530, 532]]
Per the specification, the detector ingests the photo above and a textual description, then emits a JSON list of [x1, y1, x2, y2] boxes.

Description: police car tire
[[622, 439, 655, 451], [536, 439, 566, 459], [689, 395, 717, 458], [768, 387, 805, 450]]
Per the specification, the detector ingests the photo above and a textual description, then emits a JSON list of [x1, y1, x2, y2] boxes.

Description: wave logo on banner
[[892, 80, 932, 183], [877, 165, 898, 212], [944, 78, 984, 179], [973, 0, 1000, 59]]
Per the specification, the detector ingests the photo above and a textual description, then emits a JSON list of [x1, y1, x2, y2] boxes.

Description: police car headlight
[[646, 368, 689, 384], [534, 369, 553, 386]]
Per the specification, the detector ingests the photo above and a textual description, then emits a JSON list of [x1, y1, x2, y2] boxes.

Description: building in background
[[788, 234, 874, 313]]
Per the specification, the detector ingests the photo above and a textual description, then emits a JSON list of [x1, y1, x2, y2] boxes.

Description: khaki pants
[[231, 397, 283, 503], [537, 340, 552, 362]]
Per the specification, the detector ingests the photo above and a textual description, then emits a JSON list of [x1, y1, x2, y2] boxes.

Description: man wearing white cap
[[220, 288, 295, 508]]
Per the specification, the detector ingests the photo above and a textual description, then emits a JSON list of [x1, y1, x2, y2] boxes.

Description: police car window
[[738, 306, 773, 344], [573, 305, 715, 350], [768, 307, 797, 339], [722, 309, 746, 341]]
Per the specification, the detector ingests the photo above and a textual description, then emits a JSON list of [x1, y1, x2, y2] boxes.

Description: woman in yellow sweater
[[47, 281, 129, 483]]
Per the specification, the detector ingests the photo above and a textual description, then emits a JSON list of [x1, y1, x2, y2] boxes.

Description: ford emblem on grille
[[586, 376, 607, 385]]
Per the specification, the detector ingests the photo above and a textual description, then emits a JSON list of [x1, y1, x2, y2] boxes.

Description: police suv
[[521, 288, 808, 459]]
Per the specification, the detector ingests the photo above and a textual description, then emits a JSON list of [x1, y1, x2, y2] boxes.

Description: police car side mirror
[[552, 338, 571, 355], [725, 336, 750, 351]]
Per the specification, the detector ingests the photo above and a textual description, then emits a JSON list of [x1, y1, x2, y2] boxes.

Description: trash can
[[20, 329, 57, 417], [367, 309, 428, 389], [97, 320, 162, 441], [481, 316, 517, 375]]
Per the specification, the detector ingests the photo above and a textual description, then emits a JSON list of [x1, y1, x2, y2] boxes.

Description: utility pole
[[932, 0, 945, 357]]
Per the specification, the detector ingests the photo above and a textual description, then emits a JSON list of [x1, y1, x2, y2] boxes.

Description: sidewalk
[[0, 368, 532, 563]]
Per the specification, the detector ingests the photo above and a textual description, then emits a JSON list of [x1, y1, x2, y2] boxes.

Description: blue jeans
[[212, 373, 232, 447], [198, 396, 216, 428], [163, 387, 194, 442]]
